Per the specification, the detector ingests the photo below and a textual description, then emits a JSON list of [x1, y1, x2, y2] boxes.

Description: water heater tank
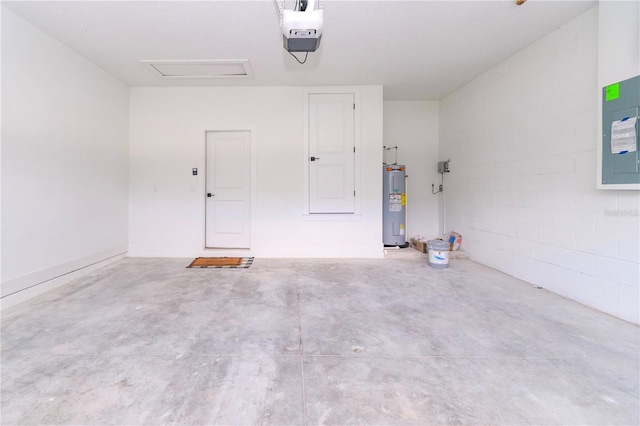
[[382, 165, 408, 247]]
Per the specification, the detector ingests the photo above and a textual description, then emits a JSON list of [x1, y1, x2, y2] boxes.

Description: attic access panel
[[141, 60, 253, 79]]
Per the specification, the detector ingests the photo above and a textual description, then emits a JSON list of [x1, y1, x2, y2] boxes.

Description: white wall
[[598, 0, 640, 88], [129, 86, 383, 258], [439, 6, 640, 324], [383, 101, 440, 240], [1, 8, 129, 306]]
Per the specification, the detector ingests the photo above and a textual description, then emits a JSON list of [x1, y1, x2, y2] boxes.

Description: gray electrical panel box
[[437, 161, 449, 174], [602, 75, 640, 185]]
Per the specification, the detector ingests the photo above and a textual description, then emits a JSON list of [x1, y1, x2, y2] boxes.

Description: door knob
[[310, 156, 320, 161], [207, 193, 213, 197]]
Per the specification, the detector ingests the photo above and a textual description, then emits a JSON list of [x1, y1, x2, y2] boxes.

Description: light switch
[[192, 168, 198, 176]]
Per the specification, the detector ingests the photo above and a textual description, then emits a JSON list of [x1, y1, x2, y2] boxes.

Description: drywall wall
[[598, 0, 640, 86], [383, 101, 440, 240], [128, 86, 383, 258], [1, 8, 129, 305], [439, 6, 639, 324], [0, 7, 4, 290]]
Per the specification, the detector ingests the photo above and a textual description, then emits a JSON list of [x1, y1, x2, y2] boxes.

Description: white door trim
[[200, 126, 256, 251], [303, 86, 362, 216]]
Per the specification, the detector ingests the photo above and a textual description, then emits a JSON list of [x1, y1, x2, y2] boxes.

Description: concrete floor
[[1, 252, 638, 425]]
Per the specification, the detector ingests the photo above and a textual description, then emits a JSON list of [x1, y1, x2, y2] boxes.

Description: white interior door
[[205, 131, 251, 248], [309, 93, 355, 213]]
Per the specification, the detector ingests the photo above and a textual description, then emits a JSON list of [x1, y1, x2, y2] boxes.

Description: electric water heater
[[383, 165, 407, 247]]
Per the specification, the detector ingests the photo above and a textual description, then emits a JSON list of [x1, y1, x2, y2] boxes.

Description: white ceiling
[[3, 0, 597, 100]]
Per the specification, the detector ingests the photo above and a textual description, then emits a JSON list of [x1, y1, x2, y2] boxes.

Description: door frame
[[200, 126, 256, 251], [303, 87, 362, 217]]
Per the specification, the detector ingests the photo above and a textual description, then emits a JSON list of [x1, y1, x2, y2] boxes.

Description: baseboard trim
[[127, 242, 384, 259], [1, 246, 127, 310]]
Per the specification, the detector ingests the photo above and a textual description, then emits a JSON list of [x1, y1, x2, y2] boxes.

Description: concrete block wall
[[439, 7, 639, 324]]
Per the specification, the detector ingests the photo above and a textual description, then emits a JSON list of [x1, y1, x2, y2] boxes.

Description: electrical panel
[[602, 75, 640, 186], [437, 161, 450, 174]]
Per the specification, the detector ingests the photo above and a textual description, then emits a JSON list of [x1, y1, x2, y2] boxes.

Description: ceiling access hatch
[[141, 60, 253, 79]]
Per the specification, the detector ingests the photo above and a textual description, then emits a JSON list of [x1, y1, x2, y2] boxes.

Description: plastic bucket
[[427, 239, 449, 269]]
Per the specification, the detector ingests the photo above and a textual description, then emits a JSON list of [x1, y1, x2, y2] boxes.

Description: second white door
[[205, 131, 251, 248], [308, 93, 355, 214]]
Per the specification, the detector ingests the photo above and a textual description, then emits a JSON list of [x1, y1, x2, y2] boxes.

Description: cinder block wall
[[439, 7, 639, 324]]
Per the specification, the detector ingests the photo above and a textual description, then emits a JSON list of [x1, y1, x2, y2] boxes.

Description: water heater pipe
[[442, 181, 446, 237], [405, 174, 408, 240]]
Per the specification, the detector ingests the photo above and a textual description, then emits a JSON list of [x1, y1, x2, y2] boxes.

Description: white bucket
[[427, 239, 449, 269]]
